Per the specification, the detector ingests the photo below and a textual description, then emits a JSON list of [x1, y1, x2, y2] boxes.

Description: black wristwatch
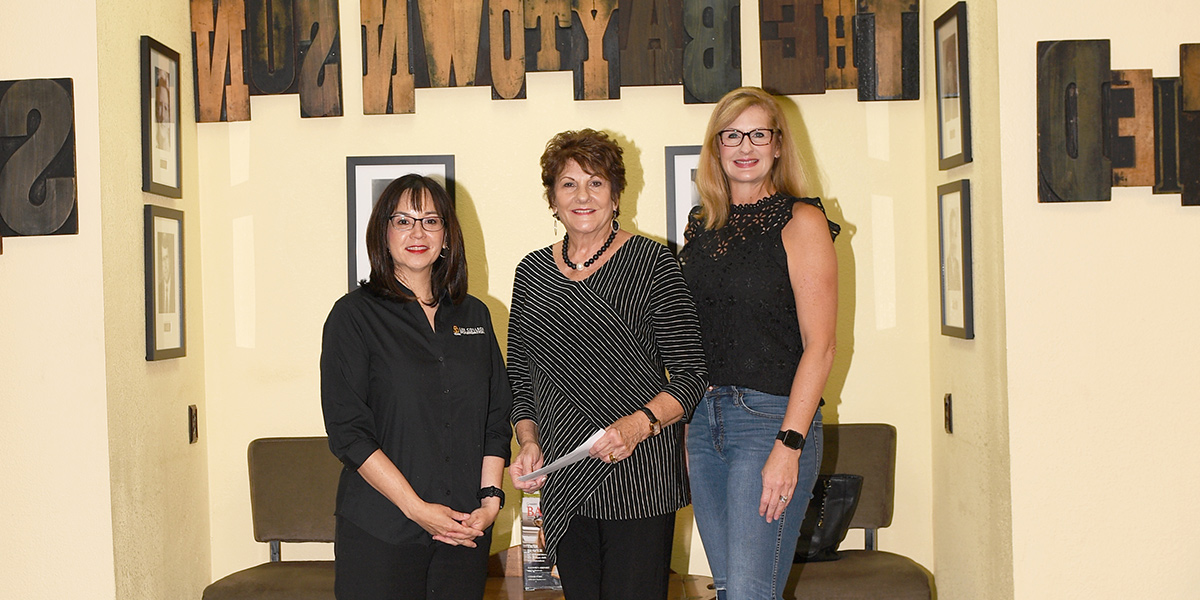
[[776, 429, 806, 451], [638, 407, 662, 436], [477, 486, 505, 509]]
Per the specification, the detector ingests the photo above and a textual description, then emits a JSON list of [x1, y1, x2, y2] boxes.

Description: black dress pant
[[555, 512, 677, 600], [334, 515, 491, 600]]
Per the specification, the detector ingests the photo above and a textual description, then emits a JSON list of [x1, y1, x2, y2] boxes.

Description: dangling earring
[[552, 211, 559, 237], [611, 207, 620, 233], [439, 246, 448, 258]]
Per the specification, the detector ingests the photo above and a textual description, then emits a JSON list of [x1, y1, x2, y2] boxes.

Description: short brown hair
[[695, 87, 807, 229], [362, 174, 467, 305], [539, 129, 626, 208]]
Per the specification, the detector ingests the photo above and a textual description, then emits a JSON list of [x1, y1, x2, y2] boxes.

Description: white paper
[[517, 429, 606, 482]]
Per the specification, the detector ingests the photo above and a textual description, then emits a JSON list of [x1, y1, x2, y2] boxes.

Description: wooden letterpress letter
[[1153, 77, 1182, 195], [760, 0, 824, 95], [525, 0, 571, 71], [619, 0, 684, 86], [1181, 44, 1200, 112], [683, 0, 741, 104], [0, 79, 77, 236], [246, 0, 296, 94], [1180, 47, 1200, 205], [1181, 109, 1200, 206], [1109, 70, 1154, 187], [571, 0, 619, 99], [190, 0, 251, 122], [823, 0, 856, 90], [1036, 40, 1111, 203], [418, 0, 485, 87], [362, 0, 416, 113], [855, 0, 918, 101], [295, 0, 343, 117], [490, 0, 527, 98]]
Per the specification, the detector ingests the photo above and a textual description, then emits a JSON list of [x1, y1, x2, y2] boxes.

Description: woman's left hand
[[457, 501, 502, 538], [760, 445, 801, 523], [590, 414, 647, 463]]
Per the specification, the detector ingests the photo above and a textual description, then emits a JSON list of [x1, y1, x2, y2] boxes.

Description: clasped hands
[[411, 498, 501, 548]]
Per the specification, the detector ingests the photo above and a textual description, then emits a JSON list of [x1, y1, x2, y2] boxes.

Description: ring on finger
[[608, 453, 617, 463], [779, 495, 789, 503]]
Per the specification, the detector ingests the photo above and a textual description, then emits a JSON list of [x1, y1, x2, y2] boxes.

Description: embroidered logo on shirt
[[453, 325, 486, 336]]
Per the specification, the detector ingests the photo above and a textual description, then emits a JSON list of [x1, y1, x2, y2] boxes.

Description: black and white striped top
[[508, 235, 708, 560]]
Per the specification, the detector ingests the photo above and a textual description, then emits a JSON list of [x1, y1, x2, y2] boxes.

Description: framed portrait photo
[[141, 36, 182, 198], [935, 2, 972, 170], [665, 145, 702, 254], [144, 205, 185, 360], [937, 179, 973, 339], [346, 155, 455, 291]]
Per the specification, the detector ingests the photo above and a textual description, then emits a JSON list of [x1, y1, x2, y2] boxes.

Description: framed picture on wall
[[937, 179, 973, 339], [934, 2, 972, 170], [346, 155, 455, 291], [665, 145, 702, 253], [144, 205, 186, 360], [141, 36, 182, 198]]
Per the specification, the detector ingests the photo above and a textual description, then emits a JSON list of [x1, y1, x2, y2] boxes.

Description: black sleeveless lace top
[[679, 194, 840, 397]]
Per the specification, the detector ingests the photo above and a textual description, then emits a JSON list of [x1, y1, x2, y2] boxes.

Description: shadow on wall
[[778, 95, 858, 425]]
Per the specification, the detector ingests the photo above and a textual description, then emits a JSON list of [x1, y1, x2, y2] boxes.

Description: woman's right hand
[[407, 500, 485, 547], [509, 441, 547, 492]]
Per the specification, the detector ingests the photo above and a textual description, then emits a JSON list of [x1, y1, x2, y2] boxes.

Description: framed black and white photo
[[935, 2, 972, 170], [938, 179, 973, 339], [665, 145, 702, 253], [346, 155, 455, 291], [144, 205, 185, 359], [141, 36, 182, 198]]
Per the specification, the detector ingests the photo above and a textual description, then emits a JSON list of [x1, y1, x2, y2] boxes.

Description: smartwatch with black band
[[477, 486, 505, 509], [776, 429, 806, 451]]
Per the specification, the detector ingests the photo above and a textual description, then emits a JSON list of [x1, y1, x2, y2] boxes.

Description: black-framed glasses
[[716, 128, 778, 147], [389, 213, 445, 232]]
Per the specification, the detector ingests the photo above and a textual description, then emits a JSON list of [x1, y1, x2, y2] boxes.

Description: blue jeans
[[688, 386, 823, 600]]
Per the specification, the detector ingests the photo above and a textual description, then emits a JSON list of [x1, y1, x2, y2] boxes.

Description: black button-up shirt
[[321, 287, 512, 545]]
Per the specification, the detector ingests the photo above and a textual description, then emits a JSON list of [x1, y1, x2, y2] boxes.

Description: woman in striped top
[[507, 129, 708, 600]]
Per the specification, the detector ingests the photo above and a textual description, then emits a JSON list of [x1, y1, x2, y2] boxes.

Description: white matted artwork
[[937, 179, 973, 339], [665, 145, 702, 253], [141, 36, 181, 197], [346, 155, 454, 291], [144, 205, 185, 359]]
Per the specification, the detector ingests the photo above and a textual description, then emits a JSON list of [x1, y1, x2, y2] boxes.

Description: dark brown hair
[[361, 174, 467, 305], [539, 129, 626, 208]]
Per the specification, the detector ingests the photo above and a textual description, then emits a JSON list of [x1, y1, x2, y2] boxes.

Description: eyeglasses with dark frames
[[388, 212, 445, 232], [716, 128, 778, 147]]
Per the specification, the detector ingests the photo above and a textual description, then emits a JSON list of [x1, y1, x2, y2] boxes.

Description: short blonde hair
[[695, 87, 807, 229]]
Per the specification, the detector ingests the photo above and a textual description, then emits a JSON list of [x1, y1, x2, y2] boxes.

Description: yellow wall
[[0, 1, 117, 598], [926, 1, 1014, 598], [997, 1, 1200, 597], [199, 0, 934, 580], [96, 0, 213, 598]]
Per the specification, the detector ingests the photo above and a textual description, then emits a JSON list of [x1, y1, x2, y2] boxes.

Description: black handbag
[[794, 473, 864, 562]]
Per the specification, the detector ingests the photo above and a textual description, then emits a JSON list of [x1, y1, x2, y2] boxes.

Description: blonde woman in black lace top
[[679, 87, 841, 600]]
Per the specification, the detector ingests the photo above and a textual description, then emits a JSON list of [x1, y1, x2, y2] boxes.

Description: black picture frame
[[665, 145, 702, 253], [935, 2, 972, 170], [938, 179, 973, 339], [346, 155, 455, 291], [141, 36, 182, 198], [144, 205, 186, 359]]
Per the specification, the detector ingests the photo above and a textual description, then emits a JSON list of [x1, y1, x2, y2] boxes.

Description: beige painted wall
[[95, 0, 213, 598], [200, 0, 934, 581], [0, 2, 117, 598], [997, 0, 1200, 598], [926, 1, 1014, 598]]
